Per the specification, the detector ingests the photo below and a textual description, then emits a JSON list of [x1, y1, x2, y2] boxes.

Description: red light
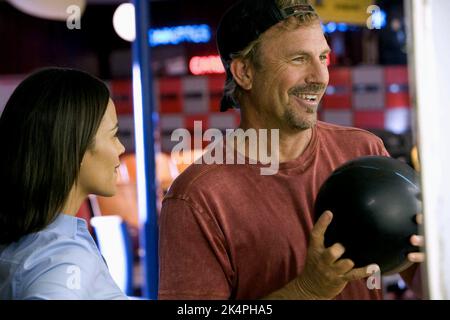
[[327, 52, 338, 66], [189, 55, 225, 75]]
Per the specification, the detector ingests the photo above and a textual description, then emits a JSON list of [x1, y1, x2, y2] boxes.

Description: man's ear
[[230, 58, 253, 91]]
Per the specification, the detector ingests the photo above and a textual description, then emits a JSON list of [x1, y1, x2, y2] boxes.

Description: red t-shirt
[[159, 122, 389, 299]]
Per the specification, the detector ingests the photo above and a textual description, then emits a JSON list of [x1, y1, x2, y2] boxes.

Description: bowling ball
[[314, 156, 421, 274]]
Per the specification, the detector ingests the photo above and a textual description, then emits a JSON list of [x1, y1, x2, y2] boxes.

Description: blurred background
[[0, 0, 419, 299]]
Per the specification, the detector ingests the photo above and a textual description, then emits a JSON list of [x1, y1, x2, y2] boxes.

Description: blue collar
[[45, 214, 88, 238]]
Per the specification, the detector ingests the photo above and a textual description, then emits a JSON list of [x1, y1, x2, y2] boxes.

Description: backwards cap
[[216, 0, 317, 112]]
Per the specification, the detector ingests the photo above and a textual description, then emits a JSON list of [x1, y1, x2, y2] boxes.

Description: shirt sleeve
[[18, 241, 125, 300], [158, 197, 232, 300]]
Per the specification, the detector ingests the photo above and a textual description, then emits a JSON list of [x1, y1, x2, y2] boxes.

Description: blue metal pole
[[132, 0, 159, 299]]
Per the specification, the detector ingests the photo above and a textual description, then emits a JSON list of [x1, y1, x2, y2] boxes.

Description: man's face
[[247, 20, 330, 131]]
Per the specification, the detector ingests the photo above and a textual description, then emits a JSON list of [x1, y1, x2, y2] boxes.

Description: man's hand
[[264, 211, 377, 300], [294, 211, 378, 299]]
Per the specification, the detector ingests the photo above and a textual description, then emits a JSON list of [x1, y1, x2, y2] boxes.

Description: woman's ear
[[230, 58, 253, 91]]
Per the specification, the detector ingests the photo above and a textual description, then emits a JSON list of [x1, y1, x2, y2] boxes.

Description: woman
[[0, 67, 127, 299]]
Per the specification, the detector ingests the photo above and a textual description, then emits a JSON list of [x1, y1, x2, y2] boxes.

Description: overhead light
[[113, 3, 136, 42], [6, 0, 86, 21]]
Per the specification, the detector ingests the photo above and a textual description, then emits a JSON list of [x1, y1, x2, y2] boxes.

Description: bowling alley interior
[[0, 0, 449, 301]]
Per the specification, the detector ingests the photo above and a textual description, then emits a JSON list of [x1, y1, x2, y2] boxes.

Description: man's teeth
[[299, 94, 318, 102]]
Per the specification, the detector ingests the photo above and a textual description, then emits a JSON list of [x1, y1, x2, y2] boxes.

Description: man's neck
[[278, 128, 313, 162], [239, 116, 313, 163]]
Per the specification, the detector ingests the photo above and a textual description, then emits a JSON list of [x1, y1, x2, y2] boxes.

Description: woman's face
[[77, 99, 125, 197]]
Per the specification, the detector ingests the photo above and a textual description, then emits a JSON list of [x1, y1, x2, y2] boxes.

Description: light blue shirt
[[0, 214, 128, 300]]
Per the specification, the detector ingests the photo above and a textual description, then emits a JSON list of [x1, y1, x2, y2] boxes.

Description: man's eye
[[293, 56, 306, 62]]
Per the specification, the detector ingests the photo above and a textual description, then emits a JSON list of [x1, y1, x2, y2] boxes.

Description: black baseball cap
[[216, 0, 317, 112]]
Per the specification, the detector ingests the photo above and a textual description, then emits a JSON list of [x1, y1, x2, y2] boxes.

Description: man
[[158, 0, 423, 299]]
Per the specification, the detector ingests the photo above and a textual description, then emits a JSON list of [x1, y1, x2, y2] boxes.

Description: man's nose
[[305, 59, 329, 86]]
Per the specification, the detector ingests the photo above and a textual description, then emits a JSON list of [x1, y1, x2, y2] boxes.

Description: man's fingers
[[323, 243, 346, 264], [408, 252, 425, 263], [409, 233, 425, 263], [310, 211, 333, 248], [416, 214, 424, 225], [411, 235, 424, 247], [333, 258, 354, 274], [343, 264, 379, 282]]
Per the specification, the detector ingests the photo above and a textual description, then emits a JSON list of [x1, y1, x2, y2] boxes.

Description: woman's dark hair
[[0, 67, 110, 244]]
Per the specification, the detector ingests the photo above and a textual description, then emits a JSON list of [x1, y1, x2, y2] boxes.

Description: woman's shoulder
[[0, 226, 98, 299], [28, 231, 98, 268], [3, 217, 95, 267], [7, 220, 123, 299]]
